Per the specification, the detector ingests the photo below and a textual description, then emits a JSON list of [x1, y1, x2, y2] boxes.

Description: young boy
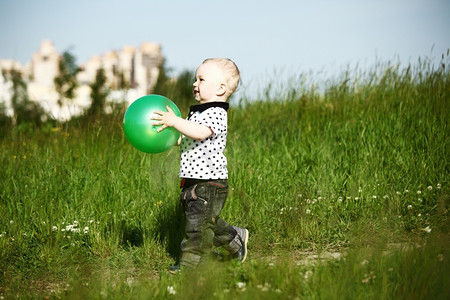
[[152, 58, 248, 272]]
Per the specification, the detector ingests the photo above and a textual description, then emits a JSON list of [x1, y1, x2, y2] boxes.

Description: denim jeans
[[179, 179, 239, 268]]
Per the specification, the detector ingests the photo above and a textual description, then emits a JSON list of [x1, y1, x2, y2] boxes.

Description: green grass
[[1, 57, 449, 299]]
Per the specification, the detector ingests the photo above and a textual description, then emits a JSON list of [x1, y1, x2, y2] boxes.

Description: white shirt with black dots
[[179, 106, 228, 179]]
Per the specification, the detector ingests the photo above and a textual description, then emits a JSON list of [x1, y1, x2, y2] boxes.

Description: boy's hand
[[151, 106, 178, 132]]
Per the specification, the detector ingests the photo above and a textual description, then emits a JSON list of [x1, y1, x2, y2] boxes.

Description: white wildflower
[[257, 283, 271, 292], [73, 220, 78, 227], [417, 191, 421, 195], [422, 226, 431, 233], [338, 197, 343, 203], [83, 227, 89, 234], [372, 195, 377, 199], [304, 270, 313, 280], [52, 226, 58, 232], [437, 183, 441, 189], [306, 209, 311, 215], [167, 286, 176, 295], [237, 282, 246, 290], [407, 205, 413, 210], [427, 186, 432, 191]]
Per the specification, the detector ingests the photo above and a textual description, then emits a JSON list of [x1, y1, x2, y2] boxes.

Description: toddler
[[152, 58, 248, 272]]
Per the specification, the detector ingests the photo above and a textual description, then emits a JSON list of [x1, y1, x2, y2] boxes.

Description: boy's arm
[[152, 106, 213, 141]]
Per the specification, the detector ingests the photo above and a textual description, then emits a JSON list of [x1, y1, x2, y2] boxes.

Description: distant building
[[0, 39, 163, 121]]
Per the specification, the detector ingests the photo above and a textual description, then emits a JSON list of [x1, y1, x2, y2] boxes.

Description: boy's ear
[[216, 83, 227, 96]]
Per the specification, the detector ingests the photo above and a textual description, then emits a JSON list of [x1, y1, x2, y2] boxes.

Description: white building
[[0, 40, 163, 121]]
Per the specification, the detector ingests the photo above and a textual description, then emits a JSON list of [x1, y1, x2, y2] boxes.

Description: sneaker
[[169, 265, 181, 274], [232, 226, 249, 263]]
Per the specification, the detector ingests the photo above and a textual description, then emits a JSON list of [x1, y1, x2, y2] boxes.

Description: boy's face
[[193, 62, 226, 104]]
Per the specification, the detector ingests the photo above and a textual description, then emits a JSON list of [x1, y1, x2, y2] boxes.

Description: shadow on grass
[[153, 201, 185, 261]]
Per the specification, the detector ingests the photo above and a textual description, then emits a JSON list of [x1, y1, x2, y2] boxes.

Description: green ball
[[123, 94, 181, 153]]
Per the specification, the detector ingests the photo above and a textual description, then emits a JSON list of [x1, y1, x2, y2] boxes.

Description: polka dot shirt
[[179, 103, 229, 179]]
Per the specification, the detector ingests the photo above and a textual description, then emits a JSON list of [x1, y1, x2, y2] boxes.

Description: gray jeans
[[179, 179, 240, 268]]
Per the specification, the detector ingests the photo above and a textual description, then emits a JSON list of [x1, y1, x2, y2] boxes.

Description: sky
[[0, 0, 448, 98]]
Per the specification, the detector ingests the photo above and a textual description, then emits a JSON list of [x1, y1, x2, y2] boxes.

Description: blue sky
[[0, 0, 448, 96]]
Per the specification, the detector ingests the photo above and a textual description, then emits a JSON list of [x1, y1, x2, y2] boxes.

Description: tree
[[153, 59, 194, 113], [88, 68, 109, 116], [2, 69, 48, 125], [54, 50, 79, 107]]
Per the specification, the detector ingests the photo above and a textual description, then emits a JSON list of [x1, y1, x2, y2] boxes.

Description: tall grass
[[0, 57, 449, 299]]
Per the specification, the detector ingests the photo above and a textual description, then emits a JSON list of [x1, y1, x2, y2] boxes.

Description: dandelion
[[407, 205, 413, 210], [167, 286, 176, 295]]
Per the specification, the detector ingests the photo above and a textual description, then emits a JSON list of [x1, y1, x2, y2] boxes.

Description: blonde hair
[[202, 58, 241, 96]]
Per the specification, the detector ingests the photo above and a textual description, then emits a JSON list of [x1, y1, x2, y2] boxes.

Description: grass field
[[1, 58, 449, 299]]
